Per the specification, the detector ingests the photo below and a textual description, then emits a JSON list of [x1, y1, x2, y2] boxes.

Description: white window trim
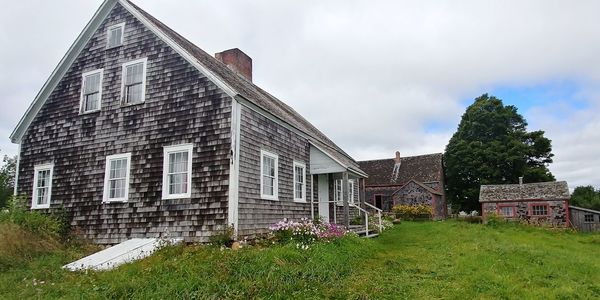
[[31, 163, 54, 209], [102, 153, 132, 203], [106, 22, 125, 49], [335, 179, 343, 206], [260, 150, 279, 201], [121, 57, 148, 105], [348, 179, 355, 204], [79, 69, 104, 114], [162, 144, 193, 200], [293, 161, 306, 203]]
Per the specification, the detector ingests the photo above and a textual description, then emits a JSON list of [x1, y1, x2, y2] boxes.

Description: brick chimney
[[215, 48, 252, 82]]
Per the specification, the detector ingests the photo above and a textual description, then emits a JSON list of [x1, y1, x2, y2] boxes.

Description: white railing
[[363, 202, 383, 233]]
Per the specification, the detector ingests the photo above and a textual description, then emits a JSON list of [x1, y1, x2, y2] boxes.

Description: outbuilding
[[569, 205, 600, 232]]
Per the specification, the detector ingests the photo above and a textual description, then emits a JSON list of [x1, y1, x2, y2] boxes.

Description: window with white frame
[[260, 150, 278, 200], [80, 69, 103, 113], [335, 179, 355, 205], [32, 163, 53, 209], [107, 23, 125, 48], [584, 214, 594, 223], [348, 179, 355, 204], [531, 205, 548, 216], [293, 162, 306, 202], [499, 206, 514, 217], [162, 144, 193, 199], [122, 58, 147, 104], [103, 153, 131, 202]]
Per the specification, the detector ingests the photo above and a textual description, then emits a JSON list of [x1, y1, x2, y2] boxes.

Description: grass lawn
[[1, 221, 600, 299]]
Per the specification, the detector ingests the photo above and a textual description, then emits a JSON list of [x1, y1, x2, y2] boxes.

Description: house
[[479, 181, 570, 227], [569, 206, 600, 232], [10, 0, 368, 244], [358, 152, 446, 219]]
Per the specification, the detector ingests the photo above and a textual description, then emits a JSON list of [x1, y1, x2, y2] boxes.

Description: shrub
[[0, 196, 69, 240], [485, 212, 505, 227], [367, 213, 394, 233], [392, 204, 432, 220], [209, 225, 235, 247]]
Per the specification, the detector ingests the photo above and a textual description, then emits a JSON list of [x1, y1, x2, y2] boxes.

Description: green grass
[[1, 221, 600, 299]]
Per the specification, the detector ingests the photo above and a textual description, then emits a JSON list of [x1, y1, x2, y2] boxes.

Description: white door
[[318, 174, 330, 222]]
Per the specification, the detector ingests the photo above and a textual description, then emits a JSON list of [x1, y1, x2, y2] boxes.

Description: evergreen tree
[[444, 94, 555, 211]]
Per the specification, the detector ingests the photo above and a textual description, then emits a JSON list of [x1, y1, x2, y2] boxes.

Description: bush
[[209, 225, 235, 247], [0, 196, 69, 240], [485, 212, 505, 227], [392, 204, 432, 220]]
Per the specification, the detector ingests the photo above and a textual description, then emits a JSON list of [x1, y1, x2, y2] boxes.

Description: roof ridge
[[358, 152, 443, 162]]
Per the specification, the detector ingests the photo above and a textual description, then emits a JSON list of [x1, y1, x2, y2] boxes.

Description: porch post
[[310, 174, 314, 220], [343, 171, 350, 228], [360, 177, 366, 214]]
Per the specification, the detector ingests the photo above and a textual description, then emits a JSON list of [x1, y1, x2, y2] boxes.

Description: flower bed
[[269, 218, 354, 249]]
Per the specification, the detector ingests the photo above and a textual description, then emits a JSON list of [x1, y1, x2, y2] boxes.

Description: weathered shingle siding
[[570, 207, 600, 232], [17, 3, 232, 244], [237, 106, 312, 236]]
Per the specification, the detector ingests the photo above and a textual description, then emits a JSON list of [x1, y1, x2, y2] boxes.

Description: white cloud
[[1, 0, 599, 188]]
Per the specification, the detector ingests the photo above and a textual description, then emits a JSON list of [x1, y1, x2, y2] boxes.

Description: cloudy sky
[[1, 0, 599, 189]]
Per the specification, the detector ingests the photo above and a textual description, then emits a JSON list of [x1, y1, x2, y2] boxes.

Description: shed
[[569, 205, 600, 232]]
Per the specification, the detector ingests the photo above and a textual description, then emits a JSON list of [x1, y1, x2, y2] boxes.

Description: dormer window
[[121, 58, 147, 104], [80, 69, 103, 113], [107, 23, 125, 48]]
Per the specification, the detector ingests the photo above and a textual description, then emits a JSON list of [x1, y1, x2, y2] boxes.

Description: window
[[334, 179, 354, 205], [103, 153, 131, 202], [531, 204, 548, 216], [293, 162, 306, 202], [499, 206, 514, 217], [260, 150, 278, 200], [122, 58, 147, 104], [334, 179, 343, 205], [162, 144, 193, 199], [348, 179, 355, 204], [80, 69, 103, 113], [107, 23, 125, 48], [584, 214, 595, 223], [32, 163, 53, 209]]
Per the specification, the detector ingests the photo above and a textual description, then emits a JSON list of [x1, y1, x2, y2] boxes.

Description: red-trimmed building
[[358, 152, 447, 219], [479, 181, 570, 227]]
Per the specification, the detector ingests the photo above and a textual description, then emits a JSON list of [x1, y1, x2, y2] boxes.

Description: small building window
[[162, 144, 193, 199], [103, 153, 131, 202], [531, 205, 548, 216], [293, 162, 306, 202], [80, 69, 103, 113], [500, 206, 514, 217], [107, 23, 125, 48], [260, 150, 278, 200], [584, 214, 595, 223], [32, 163, 53, 209], [122, 58, 147, 104]]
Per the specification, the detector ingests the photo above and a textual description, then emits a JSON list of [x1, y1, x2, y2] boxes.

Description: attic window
[[121, 58, 147, 104], [80, 69, 103, 113], [107, 23, 125, 48]]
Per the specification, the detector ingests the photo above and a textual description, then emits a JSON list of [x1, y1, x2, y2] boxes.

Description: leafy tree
[[444, 94, 555, 211], [0, 154, 16, 208], [570, 185, 600, 211]]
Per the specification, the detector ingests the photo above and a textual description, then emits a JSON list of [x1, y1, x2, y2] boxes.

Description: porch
[[308, 144, 382, 237]]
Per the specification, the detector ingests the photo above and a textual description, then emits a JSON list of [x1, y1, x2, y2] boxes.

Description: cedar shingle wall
[[237, 106, 312, 236], [17, 4, 232, 244]]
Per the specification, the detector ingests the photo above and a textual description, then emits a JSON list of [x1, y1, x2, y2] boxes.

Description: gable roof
[[11, 0, 365, 176], [392, 179, 443, 196], [479, 181, 570, 202], [358, 153, 443, 186]]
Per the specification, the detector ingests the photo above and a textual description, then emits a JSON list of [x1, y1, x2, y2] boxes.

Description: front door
[[318, 174, 330, 222]]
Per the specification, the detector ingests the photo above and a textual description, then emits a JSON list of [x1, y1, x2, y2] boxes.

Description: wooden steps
[[348, 225, 379, 238]]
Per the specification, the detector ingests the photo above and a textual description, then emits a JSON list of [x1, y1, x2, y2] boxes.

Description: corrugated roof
[[479, 181, 570, 202], [125, 1, 363, 173], [358, 153, 443, 186]]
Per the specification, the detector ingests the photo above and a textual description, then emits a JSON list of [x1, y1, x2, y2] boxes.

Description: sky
[[1, 0, 599, 190]]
